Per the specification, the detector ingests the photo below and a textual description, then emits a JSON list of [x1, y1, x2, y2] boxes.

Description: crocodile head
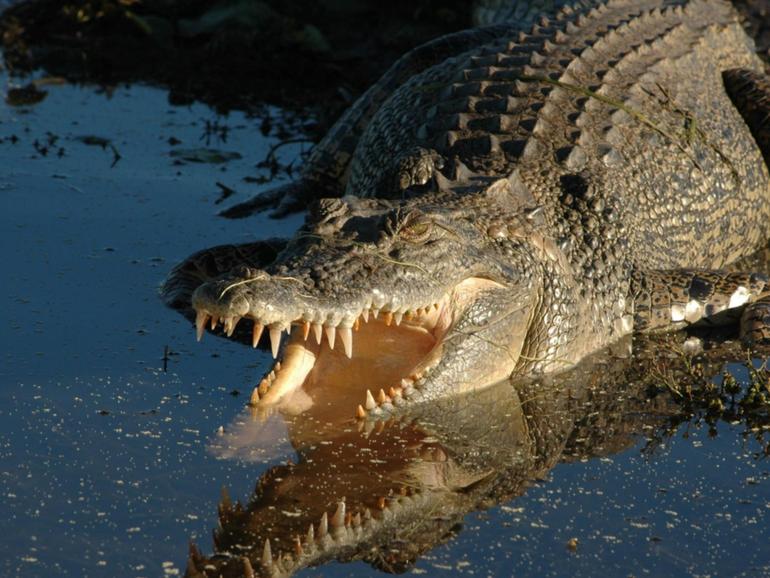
[[178, 172, 573, 416]]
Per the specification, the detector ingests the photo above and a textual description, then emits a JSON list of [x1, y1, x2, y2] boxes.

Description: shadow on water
[[1, 2, 770, 577]]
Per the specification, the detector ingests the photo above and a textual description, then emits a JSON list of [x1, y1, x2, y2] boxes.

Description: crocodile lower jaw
[[194, 277, 505, 416]]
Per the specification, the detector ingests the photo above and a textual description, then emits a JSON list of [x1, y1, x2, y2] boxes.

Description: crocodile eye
[[400, 219, 433, 243]]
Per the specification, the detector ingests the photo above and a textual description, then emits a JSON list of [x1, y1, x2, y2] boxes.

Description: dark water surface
[[1, 77, 769, 577]]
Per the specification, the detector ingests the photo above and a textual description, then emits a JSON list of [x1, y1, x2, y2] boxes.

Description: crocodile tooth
[[383, 312, 393, 326], [356, 405, 366, 419], [210, 315, 219, 330], [365, 390, 376, 410], [339, 327, 353, 358], [377, 496, 387, 510], [353, 512, 362, 527], [331, 502, 345, 528], [269, 325, 282, 358], [393, 312, 403, 326], [195, 311, 208, 341], [318, 512, 328, 537], [353, 317, 361, 331], [225, 316, 241, 337], [306, 523, 315, 544], [302, 321, 310, 340], [294, 536, 303, 556], [250, 387, 260, 405], [283, 552, 294, 569], [372, 308, 380, 319], [362, 309, 369, 323], [378, 389, 389, 404], [325, 325, 336, 350], [389, 386, 400, 398], [312, 322, 322, 344], [262, 539, 272, 567], [252, 323, 264, 348]]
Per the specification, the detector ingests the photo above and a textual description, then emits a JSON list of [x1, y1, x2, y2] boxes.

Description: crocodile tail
[[472, 0, 594, 26]]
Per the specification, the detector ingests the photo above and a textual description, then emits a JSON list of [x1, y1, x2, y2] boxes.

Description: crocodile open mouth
[[192, 277, 504, 417]]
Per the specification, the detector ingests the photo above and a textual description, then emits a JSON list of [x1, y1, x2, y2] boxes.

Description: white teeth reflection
[[365, 389, 376, 410], [249, 493, 423, 572]]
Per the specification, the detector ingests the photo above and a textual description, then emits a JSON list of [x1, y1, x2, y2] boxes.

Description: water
[[0, 75, 769, 578]]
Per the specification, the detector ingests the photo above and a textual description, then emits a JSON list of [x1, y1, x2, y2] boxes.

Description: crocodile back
[[345, 0, 770, 279]]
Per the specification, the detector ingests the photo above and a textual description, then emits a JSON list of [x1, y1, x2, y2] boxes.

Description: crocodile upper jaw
[[193, 276, 508, 417]]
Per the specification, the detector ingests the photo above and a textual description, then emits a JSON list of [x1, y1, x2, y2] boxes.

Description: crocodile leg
[[220, 24, 522, 218], [723, 68, 770, 168], [631, 269, 770, 344]]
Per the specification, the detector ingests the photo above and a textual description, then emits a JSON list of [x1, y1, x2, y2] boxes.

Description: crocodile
[[162, 0, 770, 419], [183, 333, 767, 577]]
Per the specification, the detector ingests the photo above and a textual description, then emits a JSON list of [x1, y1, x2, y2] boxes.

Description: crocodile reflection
[[182, 334, 745, 578]]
